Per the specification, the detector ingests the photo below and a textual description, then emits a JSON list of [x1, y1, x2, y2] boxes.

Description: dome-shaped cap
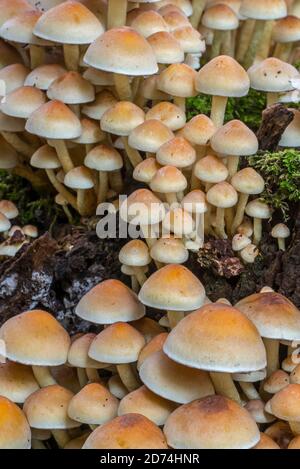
[[206, 182, 238, 208], [147, 31, 184, 64], [0, 309, 70, 366], [211, 120, 258, 156], [137, 333, 168, 370], [101, 101, 145, 136], [64, 166, 94, 189], [83, 413, 168, 449], [26, 100, 82, 139], [156, 137, 196, 168], [164, 303, 267, 372], [84, 27, 158, 76], [1, 86, 46, 119], [0, 200, 18, 219], [33, 0, 104, 44], [182, 190, 207, 214], [120, 188, 166, 226], [131, 10, 168, 37], [183, 114, 216, 145], [245, 199, 272, 219], [0, 63, 29, 95], [150, 166, 187, 193], [75, 279, 145, 324], [240, 0, 287, 20], [272, 15, 300, 43], [88, 322, 145, 364], [265, 384, 300, 422], [0, 396, 31, 449], [162, 9, 190, 31], [196, 55, 250, 97], [235, 292, 300, 340], [24, 384, 80, 429], [128, 119, 174, 153], [140, 350, 214, 404], [0, 0, 33, 27], [0, 212, 11, 232], [172, 25, 205, 54], [271, 223, 290, 239], [248, 58, 299, 92], [119, 240, 151, 267], [150, 236, 188, 264], [67, 333, 108, 369], [0, 361, 39, 404], [146, 101, 186, 131], [84, 144, 123, 171], [164, 395, 260, 449], [157, 63, 197, 97], [231, 168, 264, 195], [139, 264, 206, 312], [72, 118, 105, 145], [194, 155, 228, 183], [83, 90, 118, 120], [31, 144, 60, 169], [0, 9, 49, 46], [68, 383, 118, 425], [24, 63, 66, 90], [279, 109, 300, 147], [47, 71, 95, 104], [202, 4, 239, 30], [133, 158, 161, 183]]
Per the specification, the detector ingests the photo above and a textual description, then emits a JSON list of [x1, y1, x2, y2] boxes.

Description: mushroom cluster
[[0, 0, 300, 450], [0, 283, 300, 449]]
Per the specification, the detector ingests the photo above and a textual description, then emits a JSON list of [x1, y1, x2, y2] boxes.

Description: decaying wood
[[256, 104, 294, 151]]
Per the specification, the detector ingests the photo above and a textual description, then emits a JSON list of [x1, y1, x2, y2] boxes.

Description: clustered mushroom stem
[[267, 92, 279, 107], [32, 440, 47, 450], [190, 0, 206, 28], [77, 368, 88, 388], [98, 171, 109, 204], [122, 137, 143, 168], [222, 31, 233, 57], [165, 193, 178, 205], [243, 19, 266, 69], [77, 189, 91, 216], [256, 20, 275, 61], [131, 77, 141, 100], [116, 364, 140, 392], [16, 45, 30, 67], [45, 169, 78, 210], [225, 207, 234, 234], [107, 0, 128, 29], [211, 30, 223, 59], [109, 170, 123, 194], [210, 95, 228, 128], [209, 371, 241, 403], [167, 310, 185, 329], [239, 381, 261, 400], [227, 156, 240, 179], [1, 131, 33, 157], [13, 165, 45, 188], [274, 42, 293, 61], [32, 365, 57, 387], [253, 217, 262, 245], [132, 267, 147, 286], [86, 368, 102, 384], [114, 74, 132, 101], [70, 104, 80, 118], [264, 338, 280, 377], [231, 193, 249, 235], [51, 430, 70, 449], [48, 139, 74, 173], [278, 237, 286, 251], [29, 45, 45, 69], [63, 44, 80, 71], [215, 207, 227, 239], [131, 275, 139, 292], [236, 19, 255, 63], [173, 97, 186, 113]]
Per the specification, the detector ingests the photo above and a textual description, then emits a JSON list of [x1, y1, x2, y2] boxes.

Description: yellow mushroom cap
[[0, 396, 31, 449]]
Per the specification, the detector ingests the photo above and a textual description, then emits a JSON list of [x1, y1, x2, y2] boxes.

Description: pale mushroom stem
[[239, 381, 261, 400], [227, 156, 240, 179], [236, 19, 256, 63], [131, 275, 139, 292], [222, 31, 233, 56], [190, 146, 207, 190], [140, 224, 157, 249], [278, 238, 286, 251], [32, 439, 47, 449], [255, 20, 275, 61], [114, 74, 132, 101], [210, 96, 228, 128], [77, 189, 91, 216], [253, 217, 262, 245], [267, 92, 279, 107], [86, 368, 102, 383], [30, 45, 45, 69], [45, 169, 78, 210], [122, 137, 143, 168], [231, 193, 249, 236], [98, 171, 109, 204], [209, 372, 241, 403], [190, 0, 206, 28], [167, 310, 185, 329], [132, 77, 141, 100], [1, 131, 33, 157], [264, 338, 280, 377], [109, 170, 123, 194], [173, 97, 186, 113], [77, 368, 88, 388], [70, 104, 80, 118], [274, 42, 293, 61], [13, 165, 46, 189], [243, 20, 266, 69], [63, 44, 80, 71], [289, 421, 300, 435], [165, 193, 178, 205], [107, 0, 127, 28], [51, 430, 70, 449], [132, 267, 147, 286], [32, 365, 57, 387], [48, 139, 74, 173], [225, 207, 234, 235], [116, 364, 140, 391], [211, 30, 223, 59], [215, 207, 227, 239]]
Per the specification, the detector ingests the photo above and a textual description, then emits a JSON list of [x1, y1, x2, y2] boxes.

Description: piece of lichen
[[248, 149, 300, 220], [187, 88, 266, 130]]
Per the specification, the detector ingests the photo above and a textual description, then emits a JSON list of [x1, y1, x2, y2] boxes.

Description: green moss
[[0, 170, 70, 227], [187, 89, 266, 130], [248, 149, 300, 220]]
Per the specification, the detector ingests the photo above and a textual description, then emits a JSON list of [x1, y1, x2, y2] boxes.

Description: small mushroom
[[271, 223, 290, 251]]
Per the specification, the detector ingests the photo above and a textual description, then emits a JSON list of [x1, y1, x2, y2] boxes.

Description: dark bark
[[256, 104, 294, 151]]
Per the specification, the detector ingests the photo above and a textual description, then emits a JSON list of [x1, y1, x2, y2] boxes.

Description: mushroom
[[271, 223, 291, 251], [240, 244, 259, 264], [253, 433, 281, 449], [0, 200, 18, 220], [245, 198, 272, 245], [164, 303, 267, 403], [265, 384, 300, 436], [24, 63, 67, 90], [64, 166, 95, 216], [133, 158, 161, 185], [157, 63, 197, 112], [147, 30, 184, 67], [206, 181, 238, 239], [131, 10, 169, 37], [201, 4, 239, 57], [273, 15, 300, 61], [108, 375, 128, 400], [146, 102, 186, 131], [245, 400, 275, 424], [34, 1, 104, 71], [129, 119, 174, 159], [232, 233, 252, 252], [279, 109, 300, 148], [119, 239, 151, 287], [181, 190, 207, 249], [150, 166, 187, 205], [0, 361, 39, 404], [264, 369, 290, 393], [137, 333, 168, 370], [0, 63, 29, 95], [138, 263, 206, 328], [150, 236, 189, 265], [0, 396, 31, 449]]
